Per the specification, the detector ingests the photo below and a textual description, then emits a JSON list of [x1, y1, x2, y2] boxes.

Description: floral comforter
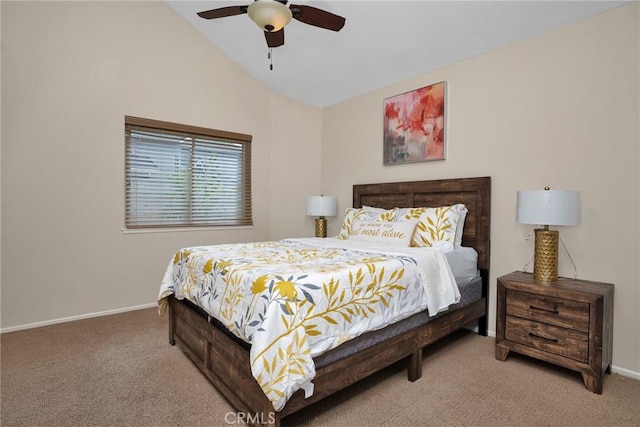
[[158, 237, 459, 411]]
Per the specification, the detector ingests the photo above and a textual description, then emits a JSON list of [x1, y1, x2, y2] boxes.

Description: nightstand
[[495, 271, 614, 394]]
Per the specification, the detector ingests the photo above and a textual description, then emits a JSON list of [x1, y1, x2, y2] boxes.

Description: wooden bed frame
[[167, 176, 491, 426]]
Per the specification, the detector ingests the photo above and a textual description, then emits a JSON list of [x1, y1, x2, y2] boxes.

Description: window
[[124, 116, 252, 229]]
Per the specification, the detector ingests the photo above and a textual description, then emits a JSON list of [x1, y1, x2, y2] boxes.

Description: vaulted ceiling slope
[[167, 1, 628, 108]]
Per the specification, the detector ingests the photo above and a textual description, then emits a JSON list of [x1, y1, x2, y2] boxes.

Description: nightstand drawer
[[506, 289, 589, 332], [505, 315, 588, 362]]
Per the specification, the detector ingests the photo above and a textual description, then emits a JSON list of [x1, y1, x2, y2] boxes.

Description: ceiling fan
[[197, 0, 346, 48]]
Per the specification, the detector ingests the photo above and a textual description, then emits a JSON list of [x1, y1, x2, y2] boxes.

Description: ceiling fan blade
[[197, 6, 248, 20], [289, 5, 345, 31], [264, 29, 285, 48]]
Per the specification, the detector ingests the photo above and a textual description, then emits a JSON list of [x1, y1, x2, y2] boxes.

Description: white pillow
[[431, 240, 455, 252], [348, 219, 417, 247], [451, 204, 468, 247]]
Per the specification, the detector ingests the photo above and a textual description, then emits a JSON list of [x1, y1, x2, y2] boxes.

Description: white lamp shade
[[306, 196, 337, 217], [517, 190, 580, 226], [247, 0, 292, 32]]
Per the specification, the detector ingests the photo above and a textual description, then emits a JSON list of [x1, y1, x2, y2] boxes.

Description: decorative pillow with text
[[348, 219, 417, 247], [336, 207, 396, 239], [362, 206, 397, 221]]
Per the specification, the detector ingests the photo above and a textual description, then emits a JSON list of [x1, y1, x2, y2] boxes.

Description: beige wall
[[1, 2, 320, 327], [268, 93, 323, 240], [323, 3, 639, 374]]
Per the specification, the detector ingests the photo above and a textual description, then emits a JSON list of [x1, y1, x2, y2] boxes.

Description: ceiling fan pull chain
[[269, 48, 273, 71]]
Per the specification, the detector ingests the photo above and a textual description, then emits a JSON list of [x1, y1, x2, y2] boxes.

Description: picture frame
[[383, 81, 447, 165]]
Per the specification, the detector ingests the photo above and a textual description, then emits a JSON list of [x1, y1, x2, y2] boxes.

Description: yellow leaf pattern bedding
[[158, 237, 459, 411]]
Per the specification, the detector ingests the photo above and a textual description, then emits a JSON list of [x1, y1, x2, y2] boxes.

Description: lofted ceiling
[[166, 1, 628, 108]]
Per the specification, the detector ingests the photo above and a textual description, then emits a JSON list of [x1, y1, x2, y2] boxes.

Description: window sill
[[121, 225, 253, 235]]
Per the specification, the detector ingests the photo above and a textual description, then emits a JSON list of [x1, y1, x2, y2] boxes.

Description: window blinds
[[124, 116, 252, 228]]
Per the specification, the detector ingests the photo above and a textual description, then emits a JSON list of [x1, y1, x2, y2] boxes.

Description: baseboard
[[0, 302, 158, 334], [611, 366, 640, 380]]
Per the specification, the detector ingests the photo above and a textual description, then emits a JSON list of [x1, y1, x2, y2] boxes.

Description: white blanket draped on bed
[[158, 238, 459, 411]]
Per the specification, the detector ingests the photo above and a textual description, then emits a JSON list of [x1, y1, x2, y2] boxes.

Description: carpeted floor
[[1, 308, 638, 426]]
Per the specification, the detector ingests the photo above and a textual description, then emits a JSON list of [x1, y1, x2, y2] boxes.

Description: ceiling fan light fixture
[[247, 0, 292, 32]]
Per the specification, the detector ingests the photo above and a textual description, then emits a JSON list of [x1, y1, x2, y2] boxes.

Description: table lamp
[[517, 187, 580, 282], [306, 196, 337, 237]]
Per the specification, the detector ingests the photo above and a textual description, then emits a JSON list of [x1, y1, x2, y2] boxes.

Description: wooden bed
[[167, 176, 491, 426]]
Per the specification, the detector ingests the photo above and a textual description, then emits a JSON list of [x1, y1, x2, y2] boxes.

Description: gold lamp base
[[315, 217, 327, 238], [534, 228, 559, 282]]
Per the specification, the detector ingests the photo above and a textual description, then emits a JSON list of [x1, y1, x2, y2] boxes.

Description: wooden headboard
[[353, 176, 491, 271]]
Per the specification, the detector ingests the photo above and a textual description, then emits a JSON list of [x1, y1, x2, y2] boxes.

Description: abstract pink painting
[[383, 81, 446, 165]]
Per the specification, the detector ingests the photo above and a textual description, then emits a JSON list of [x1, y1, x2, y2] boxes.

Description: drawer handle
[[529, 332, 559, 343], [530, 305, 559, 315]]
